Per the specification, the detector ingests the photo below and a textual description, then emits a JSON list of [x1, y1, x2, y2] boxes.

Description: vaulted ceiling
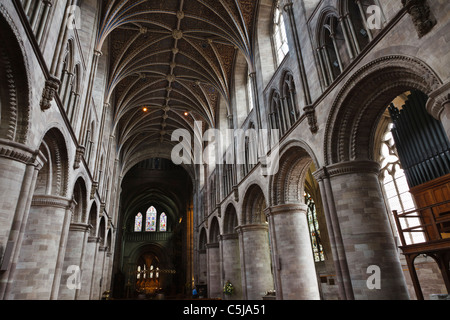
[[96, 0, 259, 165]]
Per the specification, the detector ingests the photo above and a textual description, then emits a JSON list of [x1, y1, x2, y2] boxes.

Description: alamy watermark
[[66, 265, 82, 290], [367, 265, 381, 290], [171, 121, 280, 176]]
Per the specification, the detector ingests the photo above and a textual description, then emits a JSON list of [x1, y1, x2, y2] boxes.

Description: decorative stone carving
[[402, 0, 436, 38], [73, 146, 85, 169], [40, 76, 60, 110], [303, 105, 318, 134]]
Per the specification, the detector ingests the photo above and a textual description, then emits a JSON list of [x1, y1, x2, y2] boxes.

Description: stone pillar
[[58, 223, 91, 300], [220, 233, 242, 299], [313, 168, 353, 300], [78, 236, 99, 300], [325, 160, 410, 300], [206, 242, 221, 299], [7, 195, 73, 300], [266, 204, 320, 300], [0, 141, 40, 300], [237, 224, 274, 300]]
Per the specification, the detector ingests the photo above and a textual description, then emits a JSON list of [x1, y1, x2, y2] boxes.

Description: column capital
[[0, 139, 37, 165], [264, 203, 307, 217], [315, 160, 381, 179], [31, 195, 73, 210], [235, 224, 268, 234]]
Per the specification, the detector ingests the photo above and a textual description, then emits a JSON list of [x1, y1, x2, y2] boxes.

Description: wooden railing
[[393, 199, 450, 247]]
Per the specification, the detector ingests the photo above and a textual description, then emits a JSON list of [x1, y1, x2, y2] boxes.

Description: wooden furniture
[[393, 198, 450, 300]]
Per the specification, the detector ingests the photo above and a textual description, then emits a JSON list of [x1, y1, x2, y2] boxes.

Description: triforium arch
[[324, 54, 442, 165], [0, 5, 30, 144]]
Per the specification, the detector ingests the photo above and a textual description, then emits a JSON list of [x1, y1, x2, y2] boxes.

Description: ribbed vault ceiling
[[97, 0, 259, 164]]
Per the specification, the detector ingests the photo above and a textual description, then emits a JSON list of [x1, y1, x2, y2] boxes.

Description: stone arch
[[0, 5, 30, 144], [34, 127, 70, 197], [324, 55, 442, 166], [241, 183, 267, 225], [98, 215, 107, 246], [209, 216, 220, 244], [71, 177, 87, 223], [223, 203, 238, 234], [269, 140, 320, 206], [87, 200, 98, 233], [199, 227, 207, 251]]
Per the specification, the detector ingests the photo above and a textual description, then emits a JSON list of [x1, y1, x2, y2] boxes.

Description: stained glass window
[[146, 206, 157, 232], [160, 213, 167, 232], [134, 212, 142, 232], [305, 193, 325, 262]]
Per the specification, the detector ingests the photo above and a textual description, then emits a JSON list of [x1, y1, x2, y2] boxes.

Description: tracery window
[[305, 192, 325, 262], [134, 207, 168, 232], [273, 1, 289, 65], [146, 206, 157, 232]]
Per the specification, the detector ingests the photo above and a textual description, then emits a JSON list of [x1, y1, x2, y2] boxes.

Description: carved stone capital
[[40, 76, 60, 111], [0, 139, 36, 165], [320, 160, 381, 179]]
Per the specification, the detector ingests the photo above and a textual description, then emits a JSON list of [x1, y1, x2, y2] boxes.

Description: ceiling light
[[142, 107, 148, 112]]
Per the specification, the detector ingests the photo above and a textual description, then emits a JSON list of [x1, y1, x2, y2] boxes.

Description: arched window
[[273, 1, 289, 65], [269, 91, 288, 135], [146, 206, 157, 232], [305, 192, 325, 262], [134, 212, 143, 232], [379, 123, 425, 245], [160, 213, 167, 232], [317, 14, 347, 85], [344, 0, 385, 54]]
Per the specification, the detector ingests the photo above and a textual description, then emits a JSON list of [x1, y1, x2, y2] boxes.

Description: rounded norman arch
[[269, 140, 319, 206], [0, 5, 30, 144], [324, 54, 442, 166], [223, 203, 238, 235], [241, 183, 267, 225]]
